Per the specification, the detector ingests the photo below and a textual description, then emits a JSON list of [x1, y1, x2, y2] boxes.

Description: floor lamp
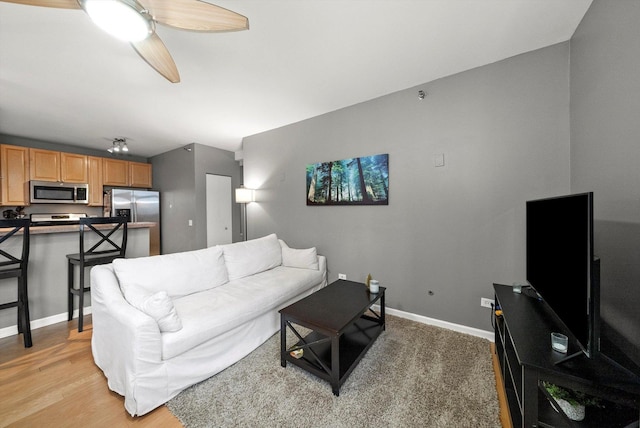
[[235, 187, 254, 241]]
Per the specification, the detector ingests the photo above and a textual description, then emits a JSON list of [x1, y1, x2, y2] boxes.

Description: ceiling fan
[[1, 0, 249, 83]]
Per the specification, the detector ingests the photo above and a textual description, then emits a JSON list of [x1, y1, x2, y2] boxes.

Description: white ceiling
[[0, 0, 592, 158]]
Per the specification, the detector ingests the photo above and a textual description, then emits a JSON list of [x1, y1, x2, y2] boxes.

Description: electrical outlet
[[338, 273, 347, 280], [481, 298, 495, 308]]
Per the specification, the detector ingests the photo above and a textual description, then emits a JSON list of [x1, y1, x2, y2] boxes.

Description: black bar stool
[[67, 217, 128, 332], [0, 218, 32, 348]]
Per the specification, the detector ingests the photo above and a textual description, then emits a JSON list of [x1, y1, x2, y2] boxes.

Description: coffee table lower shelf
[[282, 317, 383, 396]]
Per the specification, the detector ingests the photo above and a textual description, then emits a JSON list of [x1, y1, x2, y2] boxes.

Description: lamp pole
[[241, 202, 248, 241]]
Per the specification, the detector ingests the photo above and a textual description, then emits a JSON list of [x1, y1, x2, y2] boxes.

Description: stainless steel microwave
[[30, 181, 89, 204]]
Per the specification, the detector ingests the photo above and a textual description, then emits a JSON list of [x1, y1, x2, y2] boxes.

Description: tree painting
[[306, 154, 389, 205]]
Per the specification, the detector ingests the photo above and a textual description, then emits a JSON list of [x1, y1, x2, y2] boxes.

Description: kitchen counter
[[0, 222, 155, 335], [0, 221, 156, 235], [27, 221, 156, 234]]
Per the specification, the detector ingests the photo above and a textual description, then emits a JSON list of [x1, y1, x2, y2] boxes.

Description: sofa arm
[[90, 264, 165, 416], [318, 255, 328, 285]]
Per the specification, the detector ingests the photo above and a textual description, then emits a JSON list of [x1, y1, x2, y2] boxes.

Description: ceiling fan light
[[83, 0, 152, 42], [121, 142, 129, 152]]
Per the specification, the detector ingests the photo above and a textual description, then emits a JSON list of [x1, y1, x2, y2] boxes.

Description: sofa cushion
[[220, 234, 282, 281], [281, 246, 319, 270], [163, 265, 325, 359], [113, 246, 228, 298], [122, 287, 182, 332]]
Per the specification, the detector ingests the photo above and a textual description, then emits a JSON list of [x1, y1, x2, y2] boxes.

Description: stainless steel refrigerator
[[110, 188, 161, 255]]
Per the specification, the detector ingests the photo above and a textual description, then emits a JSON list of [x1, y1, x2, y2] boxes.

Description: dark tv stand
[[493, 283, 640, 427], [553, 349, 584, 366]]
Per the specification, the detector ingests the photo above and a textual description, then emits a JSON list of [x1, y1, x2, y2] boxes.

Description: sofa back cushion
[[113, 245, 228, 298], [279, 238, 319, 270], [282, 246, 319, 270], [220, 233, 282, 280]]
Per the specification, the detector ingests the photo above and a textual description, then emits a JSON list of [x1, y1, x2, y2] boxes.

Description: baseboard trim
[[0, 307, 92, 339], [1, 305, 493, 343], [375, 305, 495, 342]]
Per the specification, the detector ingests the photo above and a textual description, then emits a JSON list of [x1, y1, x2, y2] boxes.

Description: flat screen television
[[526, 192, 600, 360]]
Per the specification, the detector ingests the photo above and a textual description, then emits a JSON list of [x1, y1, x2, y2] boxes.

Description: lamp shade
[[235, 188, 254, 203]]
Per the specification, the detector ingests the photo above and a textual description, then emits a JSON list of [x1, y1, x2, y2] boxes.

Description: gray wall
[[570, 0, 640, 364], [193, 144, 243, 248], [151, 144, 197, 253], [150, 143, 242, 254], [242, 43, 571, 332]]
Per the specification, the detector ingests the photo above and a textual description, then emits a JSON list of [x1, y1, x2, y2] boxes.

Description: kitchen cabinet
[[61, 152, 88, 183], [103, 159, 152, 188], [103, 158, 129, 187], [129, 161, 152, 188], [4, 142, 151, 205], [29, 148, 60, 182], [0, 144, 30, 206], [29, 148, 88, 183], [88, 156, 104, 206]]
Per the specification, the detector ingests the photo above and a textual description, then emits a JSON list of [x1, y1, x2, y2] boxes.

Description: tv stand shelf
[[493, 283, 640, 427]]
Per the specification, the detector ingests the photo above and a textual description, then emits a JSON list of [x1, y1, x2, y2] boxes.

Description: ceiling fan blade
[[141, 0, 248, 32], [0, 0, 80, 8], [131, 33, 180, 83]]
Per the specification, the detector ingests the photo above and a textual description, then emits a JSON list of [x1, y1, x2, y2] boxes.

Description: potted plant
[[543, 381, 601, 421]]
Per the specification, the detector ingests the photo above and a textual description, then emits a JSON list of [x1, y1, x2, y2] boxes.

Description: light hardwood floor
[[0, 316, 182, 428], [491, 343, 513, 428]]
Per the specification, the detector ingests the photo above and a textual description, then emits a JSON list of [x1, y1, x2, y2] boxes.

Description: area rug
[[167, 315, 501, 427]]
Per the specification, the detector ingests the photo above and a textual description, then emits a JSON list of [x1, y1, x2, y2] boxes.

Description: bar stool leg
[[19, 276, 32, 348], [17, 287, 23, 334], [67, 261, 74, 322], [78, 264, 84, 332]]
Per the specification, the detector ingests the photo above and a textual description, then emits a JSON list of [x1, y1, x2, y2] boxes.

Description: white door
[[206, 174, 232, 246]]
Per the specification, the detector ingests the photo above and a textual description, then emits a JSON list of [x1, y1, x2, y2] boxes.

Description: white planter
[[555, 398, 585, 421]]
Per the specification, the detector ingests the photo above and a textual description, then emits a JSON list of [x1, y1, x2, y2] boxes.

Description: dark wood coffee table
[[279, 279, 386, 396]]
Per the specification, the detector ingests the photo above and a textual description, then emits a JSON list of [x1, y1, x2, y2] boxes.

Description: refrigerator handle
[[131, 193, 137, 223]]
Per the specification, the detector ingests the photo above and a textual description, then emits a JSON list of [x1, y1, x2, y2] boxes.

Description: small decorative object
[[290, 349, 304, 359], [543, 382, 601, 422], [369, 280, 379, 294], [512, 283, 522, 294], [551, 332, 569, 353], [366, 273, 372, 289]]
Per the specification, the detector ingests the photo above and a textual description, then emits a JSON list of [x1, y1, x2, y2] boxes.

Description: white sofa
[[90, 234, 327, 416]]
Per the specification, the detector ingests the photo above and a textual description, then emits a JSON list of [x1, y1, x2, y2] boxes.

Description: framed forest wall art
[[306, 153, 389, 206]]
